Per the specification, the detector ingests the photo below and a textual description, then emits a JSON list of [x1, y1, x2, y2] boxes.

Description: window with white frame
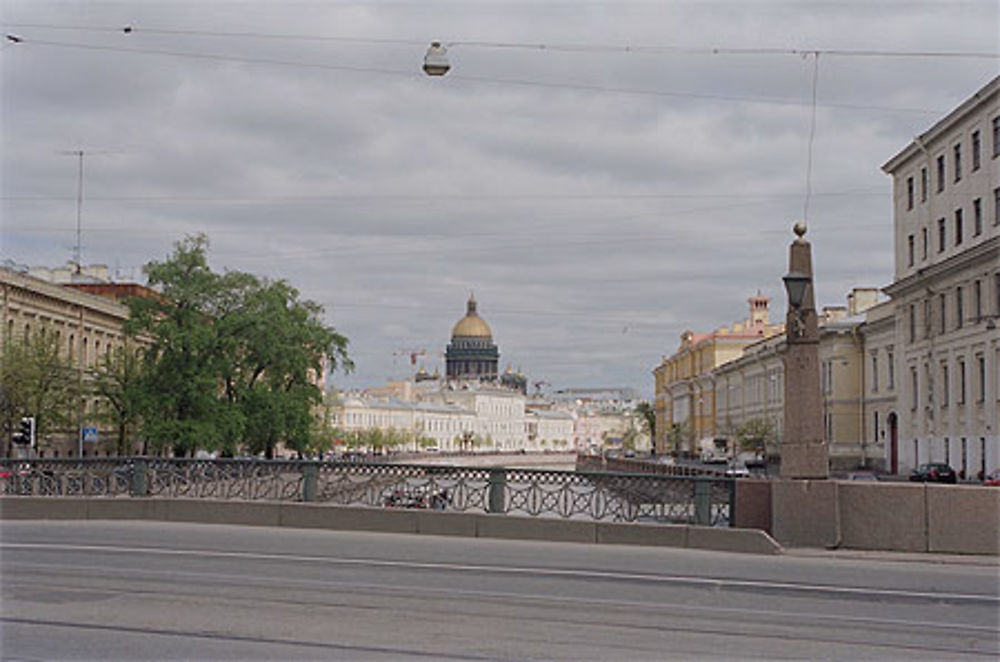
[[976, 355, 985, 403], [958, 359, 966, 404], [941, 363, 949, 407], [887, 349, 895, 390], [956, 286, 964, 329]]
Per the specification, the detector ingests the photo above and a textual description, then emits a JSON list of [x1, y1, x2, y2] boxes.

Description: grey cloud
[[3, 1, 995, 395]]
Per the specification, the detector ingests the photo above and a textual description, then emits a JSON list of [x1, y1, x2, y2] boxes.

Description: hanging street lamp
[[423, 41, 451, 76]]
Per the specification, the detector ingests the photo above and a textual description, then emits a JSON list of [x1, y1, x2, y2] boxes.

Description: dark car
[[909, 462, 957, 484]]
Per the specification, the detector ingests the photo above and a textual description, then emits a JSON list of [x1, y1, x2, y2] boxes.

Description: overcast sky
[[2, 1, 997, 397]]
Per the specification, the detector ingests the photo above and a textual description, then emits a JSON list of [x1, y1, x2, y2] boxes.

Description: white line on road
[[3, 541, 997, 606], [6, 562, 999, 646]]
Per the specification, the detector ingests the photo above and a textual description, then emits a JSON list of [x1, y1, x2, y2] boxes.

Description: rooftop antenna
[[58, 149, 115, 273]]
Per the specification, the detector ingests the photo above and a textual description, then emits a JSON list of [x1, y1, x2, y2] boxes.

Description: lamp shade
[[423, 41, 450, 76], [783, 270, 810, 307]]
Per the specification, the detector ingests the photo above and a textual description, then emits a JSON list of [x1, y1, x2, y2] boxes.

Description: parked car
[[983, 470, 1000, 487], [908, 463, 957, 484], [847, 471, 879, 481], [724, 462, 750, 478]]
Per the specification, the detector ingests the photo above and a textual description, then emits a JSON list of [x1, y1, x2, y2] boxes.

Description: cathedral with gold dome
[[445, 294, 499, 382]]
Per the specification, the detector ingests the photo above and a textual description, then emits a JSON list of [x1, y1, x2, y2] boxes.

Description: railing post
[[302, 462, 318, 503], [131, 459, 148, 497], [694, 478, 712, 526], [487, 468, 506, 514], [728, 478, 737, 528]]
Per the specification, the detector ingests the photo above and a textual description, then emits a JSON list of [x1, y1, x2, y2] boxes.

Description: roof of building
[[882, 75, 999, 173], [451, 293, 493, 338]]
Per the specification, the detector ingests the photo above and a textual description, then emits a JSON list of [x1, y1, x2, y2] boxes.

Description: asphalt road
[[1, 520, 997, 661]]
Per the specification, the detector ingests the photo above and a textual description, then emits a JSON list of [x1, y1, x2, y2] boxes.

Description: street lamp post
[[780, 222, 829, 478]]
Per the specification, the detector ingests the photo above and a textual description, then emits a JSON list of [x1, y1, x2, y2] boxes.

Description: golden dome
[[451, 294, 493, 338]]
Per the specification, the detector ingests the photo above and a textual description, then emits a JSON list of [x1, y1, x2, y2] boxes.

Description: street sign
[[82, 426, 99, 443]]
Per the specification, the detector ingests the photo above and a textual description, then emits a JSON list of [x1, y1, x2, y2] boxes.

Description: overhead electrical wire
[[0, 34, 960, 114], [5, 21, 999, 59], [1, 187, 886, 203]]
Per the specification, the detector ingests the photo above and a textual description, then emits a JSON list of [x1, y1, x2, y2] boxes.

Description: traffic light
[[12, 416, 35, 446]]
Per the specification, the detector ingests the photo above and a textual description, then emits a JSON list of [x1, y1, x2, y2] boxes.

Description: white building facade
[[882, 76, 1000, 478], [331, 384, 575, 453]]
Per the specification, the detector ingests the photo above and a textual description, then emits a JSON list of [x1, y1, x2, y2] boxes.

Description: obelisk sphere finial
[[793, 221, 807, 238]]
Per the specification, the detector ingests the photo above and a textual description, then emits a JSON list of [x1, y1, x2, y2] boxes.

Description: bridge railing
[[0, 458, 735, 526]]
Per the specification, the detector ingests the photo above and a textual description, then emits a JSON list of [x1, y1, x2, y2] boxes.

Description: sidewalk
[[784, 545, 999, 566]]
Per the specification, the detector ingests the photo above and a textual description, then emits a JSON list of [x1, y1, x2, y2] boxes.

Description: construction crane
[[394, 348, 426, 366]]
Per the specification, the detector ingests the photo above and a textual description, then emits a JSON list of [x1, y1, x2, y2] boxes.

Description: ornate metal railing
[[0, 458, 735, 526]]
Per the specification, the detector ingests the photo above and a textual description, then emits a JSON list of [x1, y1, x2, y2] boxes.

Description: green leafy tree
[[666, 420, 693, 456], [634, 401, 656, 443], [217, 275, 350, 458], [127, 235, 236, 456], [735, 417, 778, 459], [127, 235, 352, 457], [89, 342, 146, 456], [1, 329, 79, 451]]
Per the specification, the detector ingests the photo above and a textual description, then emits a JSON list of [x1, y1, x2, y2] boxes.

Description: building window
[[887, 349, 895, 390], [958, 359, 966, 404], [973, 198, 982, 236], [936, 155, 945, 192], [925, 363, 933, 408], [873, 411, 880, 442], [907, 234, 914, 266], [920, 167, 927, 202], [956, 286, 964, 329], [976, 355, 986, 403], [955, 208, 963, 245], [993, 116, 1000, 157], [938, 218, 946, 252], [939, 293, 947, 335], [974, 280, 982, 322], [953, 143, 962, 182], [995, 273, 1000, 315], [871, 354, 879, 391], [908, 304, 916, 342], [941, 364, 949, 407], [921, 228, 928, 260], [910, 367, 918, 410], [924, 298, 932, 338], [994, 187, 1000, 226], [972, 130, 981, 171], [906, 177, 914, 210]]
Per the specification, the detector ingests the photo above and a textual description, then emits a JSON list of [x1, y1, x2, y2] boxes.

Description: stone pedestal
[[780, 442, 830, 479], [781, 224, 829, 479]]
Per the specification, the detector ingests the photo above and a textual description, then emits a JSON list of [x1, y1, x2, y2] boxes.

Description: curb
[[0, 496, 782, 555]]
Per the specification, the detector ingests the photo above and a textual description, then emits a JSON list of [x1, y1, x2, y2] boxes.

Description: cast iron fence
[[0, 458, 735, 526]]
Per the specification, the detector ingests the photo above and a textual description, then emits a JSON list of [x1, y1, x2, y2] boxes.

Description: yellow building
[[1, 266, 153, 458], [712, 288, 883, 470], [652, 294, 783, 455]]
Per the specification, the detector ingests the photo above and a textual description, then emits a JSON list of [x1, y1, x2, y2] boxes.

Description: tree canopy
[[1, 329, 79, 445], [126, 235, 352, 457]]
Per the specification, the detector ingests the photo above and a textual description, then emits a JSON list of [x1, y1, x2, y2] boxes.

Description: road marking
[[6, 565, 1000, 639], [3, 541, 997, 606]]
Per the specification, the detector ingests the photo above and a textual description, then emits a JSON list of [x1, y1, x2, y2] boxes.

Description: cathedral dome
[[451, 294, 492, 338]]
